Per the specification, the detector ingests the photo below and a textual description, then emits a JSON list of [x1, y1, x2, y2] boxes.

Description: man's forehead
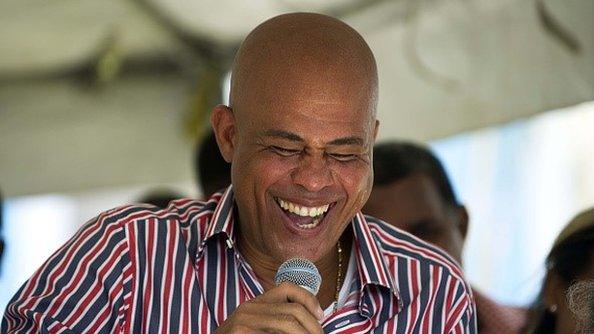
[[368, 174, 446, 224], [389, 175, 443, 209], [239, 67, 372, 110], [235, 88, 376, 141], [292, 97, 345, 106]]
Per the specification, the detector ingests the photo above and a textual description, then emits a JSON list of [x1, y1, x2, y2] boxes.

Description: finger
[[259, 312, 312, 334], [224, 306, 311, 334], [259, 282, 324, 320], [217, 305, 297, 334], [218, 298, 324, 334], [216, 324, 258, 334], [271, 303, 324, 334], [238, 301, 323, 334]]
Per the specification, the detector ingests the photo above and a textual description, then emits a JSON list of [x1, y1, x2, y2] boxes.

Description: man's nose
[[291, 154, 333, 193]]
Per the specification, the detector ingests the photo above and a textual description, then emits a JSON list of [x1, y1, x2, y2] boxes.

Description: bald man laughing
[[3, 13, 476, 333]]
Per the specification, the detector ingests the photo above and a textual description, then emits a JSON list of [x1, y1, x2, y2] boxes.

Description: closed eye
[[328, 153, 359, 162], [270, 146, 301, 157], [409, 220, 444, 239]]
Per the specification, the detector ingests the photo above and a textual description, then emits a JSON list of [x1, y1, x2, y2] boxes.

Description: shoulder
[[364, 215, 476, 329], [474, 289, 528, 332], [85, 195, 219, 241], [364, 214, 468, 285]]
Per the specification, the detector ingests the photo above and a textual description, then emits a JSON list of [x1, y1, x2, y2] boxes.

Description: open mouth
[[275, 197, 333, 230]]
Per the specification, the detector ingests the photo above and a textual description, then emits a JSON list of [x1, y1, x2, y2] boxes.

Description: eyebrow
[[409, 219, 442, 229], [263, 130, 304, 142], [328, 136, 364, 146], [263, 130, 364, 146]]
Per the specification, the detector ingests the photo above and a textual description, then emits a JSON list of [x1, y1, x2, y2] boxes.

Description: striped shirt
[[2, 186, 477, 333]]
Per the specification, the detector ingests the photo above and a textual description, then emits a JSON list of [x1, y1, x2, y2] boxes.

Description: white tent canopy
[[1, 0, 593, 196]]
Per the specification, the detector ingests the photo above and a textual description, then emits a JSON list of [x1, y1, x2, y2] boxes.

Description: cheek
[[436, 235, 457, 253], [237, 152, 295, 187], [333, 163, 373, 203]]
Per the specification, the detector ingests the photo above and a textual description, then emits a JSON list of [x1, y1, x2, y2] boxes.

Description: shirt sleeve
[[1, 208, 133, 333]]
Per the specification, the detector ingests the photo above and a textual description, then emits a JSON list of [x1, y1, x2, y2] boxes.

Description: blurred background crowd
[[1, 0, 593, 332]]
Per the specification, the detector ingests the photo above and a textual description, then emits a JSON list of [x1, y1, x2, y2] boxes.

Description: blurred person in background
[[136, 188, 185, 209], [194, 129, 231, 198], [363, 141, 526, 333], [566, 279, 594, 333], [523, 208, 594, 334]]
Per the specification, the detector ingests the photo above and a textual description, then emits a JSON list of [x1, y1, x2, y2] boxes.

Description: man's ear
[[373, 119, 380, 141], [543, 272, 564, 310], [456, 205, 469, 241], [210, 104, 236, 163]]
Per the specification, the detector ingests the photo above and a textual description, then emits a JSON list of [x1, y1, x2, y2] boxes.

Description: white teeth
[[299, 206, 308, 216], [276, 198, 331, 217], [301, 218, 320, 229]]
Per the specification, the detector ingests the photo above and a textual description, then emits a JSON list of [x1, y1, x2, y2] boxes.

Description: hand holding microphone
[[216, 258, 324, 334]]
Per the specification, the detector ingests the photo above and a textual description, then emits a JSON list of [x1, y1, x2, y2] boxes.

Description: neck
[[237, 232, 352, 309]]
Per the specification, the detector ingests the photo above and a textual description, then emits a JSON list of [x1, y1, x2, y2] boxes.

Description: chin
[[274, 238, 327, 262]]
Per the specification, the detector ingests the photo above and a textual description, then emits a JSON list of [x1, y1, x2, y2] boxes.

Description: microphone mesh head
[[274, 258, 322, 296]]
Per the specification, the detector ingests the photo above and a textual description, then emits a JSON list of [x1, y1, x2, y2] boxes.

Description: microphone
[[274, 258, 322, 295]]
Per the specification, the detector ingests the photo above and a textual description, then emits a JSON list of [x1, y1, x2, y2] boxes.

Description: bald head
[[230, 13, 378, 119], [210, 12, 380, 272]]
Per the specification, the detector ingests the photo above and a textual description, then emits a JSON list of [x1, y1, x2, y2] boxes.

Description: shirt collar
[[351, 212, 396, 290], [200, 185, 236, 252], [351, 212, 400, 304]]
